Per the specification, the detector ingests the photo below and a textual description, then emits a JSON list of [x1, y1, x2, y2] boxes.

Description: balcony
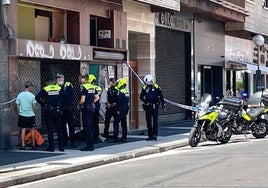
[[225, 0, 245, 8], [181, 0, 248, 22]]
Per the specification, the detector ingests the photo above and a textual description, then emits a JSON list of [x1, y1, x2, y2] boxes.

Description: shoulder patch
[[153, 83, 159, 89], [65, 82, 72, 87]]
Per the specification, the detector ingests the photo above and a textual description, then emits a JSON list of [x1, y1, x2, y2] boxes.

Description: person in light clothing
[[16, 81, 37, 150]]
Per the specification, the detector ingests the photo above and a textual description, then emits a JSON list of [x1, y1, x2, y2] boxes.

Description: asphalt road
[[12, 136, 268, 188]]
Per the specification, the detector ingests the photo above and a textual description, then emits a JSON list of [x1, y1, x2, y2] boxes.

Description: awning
[[226, 61, 268, 73]]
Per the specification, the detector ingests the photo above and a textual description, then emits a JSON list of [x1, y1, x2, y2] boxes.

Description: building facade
[[226, 0, 268, 95], [123, 0, 182, 128], [180, 0, 247, 102], [0, 0, 183, 148], [0, 0, 260, 148], [1, 0, 129, 148]]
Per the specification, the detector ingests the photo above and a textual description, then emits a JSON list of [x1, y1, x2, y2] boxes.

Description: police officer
[[36, 77, 65, 152], [88, 74, 102, 143], [109, 78, 129, 143], [103, 78, 118, 139], [79, 75, 98, 151], [56, 73, 76, 148], [140, 74, 165, 141]]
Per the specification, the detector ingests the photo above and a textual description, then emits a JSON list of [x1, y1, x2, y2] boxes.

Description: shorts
[[18, 115, 36, 129]]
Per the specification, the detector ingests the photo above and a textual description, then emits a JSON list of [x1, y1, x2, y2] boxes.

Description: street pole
[[188, 15, 201, 100], [253, 35, 264, 92], [192, 14, 196, 100], [256, 45, 261, 91]]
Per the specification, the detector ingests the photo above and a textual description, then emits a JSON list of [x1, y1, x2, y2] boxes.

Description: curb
[[0, 139, 188, 187]]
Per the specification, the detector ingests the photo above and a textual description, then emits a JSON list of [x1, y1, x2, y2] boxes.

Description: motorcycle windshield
[[198, 93, 212, 109]]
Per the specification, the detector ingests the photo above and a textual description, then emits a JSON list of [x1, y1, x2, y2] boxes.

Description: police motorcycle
[[188, 93, 233, 147], [218, 95, 268, 138]]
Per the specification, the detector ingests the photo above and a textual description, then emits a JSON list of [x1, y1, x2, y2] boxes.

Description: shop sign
[[16, 39, 93, 61], [225, 35, 253, 63], [158, 12, 188, 31], [135, 0, 180, 11]]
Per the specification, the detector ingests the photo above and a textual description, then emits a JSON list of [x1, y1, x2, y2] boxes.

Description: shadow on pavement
[[0, 120, 194, 167], [0, 151, 63, 166]]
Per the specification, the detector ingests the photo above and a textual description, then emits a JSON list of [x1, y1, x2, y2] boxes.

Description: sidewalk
[[0, 120, 193, 187]]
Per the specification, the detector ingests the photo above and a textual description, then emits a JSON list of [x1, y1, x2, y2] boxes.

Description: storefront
[[225, 35, 255, 97], [9, 39, 126, 137], [6, 0, 127, 147], [225, 35, 268, 96], [155, 11, 192, 119]]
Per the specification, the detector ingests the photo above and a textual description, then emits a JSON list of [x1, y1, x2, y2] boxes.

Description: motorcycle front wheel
[[218, 125, 232, 144], [188, 127, 201, 147], [252, 119, 268, 139]]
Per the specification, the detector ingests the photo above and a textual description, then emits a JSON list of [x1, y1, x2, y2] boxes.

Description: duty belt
[[48, 105, 60, 109]]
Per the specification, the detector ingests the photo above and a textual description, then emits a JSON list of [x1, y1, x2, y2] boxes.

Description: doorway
[[128, 31, 150, 129], [129, 61, 139, 129], [88, 64, 117, 120], [199, 65, 223, 101]]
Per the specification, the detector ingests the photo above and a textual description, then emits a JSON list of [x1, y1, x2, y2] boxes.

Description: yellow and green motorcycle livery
[[189, 94, 233, 147]]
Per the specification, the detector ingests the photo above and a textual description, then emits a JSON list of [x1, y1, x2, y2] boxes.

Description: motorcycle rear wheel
[[188, 127, 201, 147], [252, 119, 268, 139]]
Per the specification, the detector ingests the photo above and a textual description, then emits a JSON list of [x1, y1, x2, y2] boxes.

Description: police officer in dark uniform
[[140, 74, 165, 141], [88, 74, 102, 143], [79, 75, 98, 151], [103, 78, 117, 139], [109, 78, 129, 143], [56, 73, 76, 148], [36, 77, 65, 152]]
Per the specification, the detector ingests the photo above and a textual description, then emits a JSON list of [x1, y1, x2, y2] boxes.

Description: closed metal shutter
[[155, 26, 191, 115], [18, 59, 42, 128]]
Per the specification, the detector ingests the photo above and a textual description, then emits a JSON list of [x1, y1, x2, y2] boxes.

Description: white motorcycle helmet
[[144, 74, 154, 85]]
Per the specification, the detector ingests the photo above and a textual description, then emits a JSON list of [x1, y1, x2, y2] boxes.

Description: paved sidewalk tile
[[0, 120, 194, 187]]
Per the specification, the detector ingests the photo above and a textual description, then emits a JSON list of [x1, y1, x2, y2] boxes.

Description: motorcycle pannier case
[[262, 95, 268, 106], [219, 97, 242, 112]]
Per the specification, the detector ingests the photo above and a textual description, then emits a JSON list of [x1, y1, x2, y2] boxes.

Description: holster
[[143, 103, 159, 110], [142, 103, 149, 111]]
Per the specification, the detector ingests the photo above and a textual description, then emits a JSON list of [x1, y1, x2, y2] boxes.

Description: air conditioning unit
[[3, 0, 10, 5]]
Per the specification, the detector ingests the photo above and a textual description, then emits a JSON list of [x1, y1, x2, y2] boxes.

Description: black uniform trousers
[[47, 112, 64, 150], [103, 107, 117, 138], [113, 107, 128, 140], [93, 102, 100, 142], [82, 110, 94, 148], [145, 104, 159, 138], [62, 109, 75, 145]]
